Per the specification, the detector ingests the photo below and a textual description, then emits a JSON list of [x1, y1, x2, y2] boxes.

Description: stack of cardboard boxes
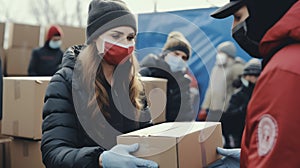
[[1, 77, 50, 168], [3, 23, 86, 76], [5, 23, 40, 76], [1, 28, 43, 168], [0, 22, 87, 168], [0, 22, 86, 168], [0, 22, 11, 168]]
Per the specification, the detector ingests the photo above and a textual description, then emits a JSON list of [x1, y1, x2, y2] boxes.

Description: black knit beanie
[[243, 61, 261, 76], [86, 0, 137, 44], [162, 31, 191, 60]]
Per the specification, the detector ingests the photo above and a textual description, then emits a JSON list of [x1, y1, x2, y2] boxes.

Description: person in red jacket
[[28, 25, 64, 76], [209, 0, 300, 167]]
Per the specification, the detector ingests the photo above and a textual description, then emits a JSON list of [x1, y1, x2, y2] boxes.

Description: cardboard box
[[0, 121, 9, 138], [7, 23, 40, 48], [5, 47, 32, 76], [2, 77, 51, 140], [0, 23, 5, 48], [10, 138, 44, 168], [118, 122, 223, 168], [0, 121, 3, 138], [54, 25, 85, 50], [140, 77, 167, 124], [0, 137, 12, 168]]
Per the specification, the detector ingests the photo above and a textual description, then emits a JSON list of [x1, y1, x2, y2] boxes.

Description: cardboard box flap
[[119, 122, 221, 138], [118, 122, 223, 168], [199, 123, 221, 143]]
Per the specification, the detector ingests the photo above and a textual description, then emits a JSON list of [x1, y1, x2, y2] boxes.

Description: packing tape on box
[[13, 120, 19, 136], [200, 138, 207, 167], [22, 142, 29, 157], [198, 125, 218, 167], [14, 80, 21, 100]]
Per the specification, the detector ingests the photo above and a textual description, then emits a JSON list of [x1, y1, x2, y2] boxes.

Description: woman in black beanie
[[139, 31, 196, 122], [41, 0, 158, 167]]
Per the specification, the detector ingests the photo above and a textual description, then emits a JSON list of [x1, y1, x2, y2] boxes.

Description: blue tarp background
[[136, 7, 252, 112]]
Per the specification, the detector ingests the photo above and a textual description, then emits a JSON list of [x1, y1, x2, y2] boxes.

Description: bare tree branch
[[28, 0, 84, 26], [61, 1, 69, 25], [30, 0, 42, 24], [44, 0, 51, 23]]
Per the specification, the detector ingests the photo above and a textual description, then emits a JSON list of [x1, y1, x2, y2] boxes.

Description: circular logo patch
[[257, 114, 278, 156]]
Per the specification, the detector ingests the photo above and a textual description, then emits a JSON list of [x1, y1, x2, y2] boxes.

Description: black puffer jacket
[[220, 81, 255, 148], [28, 41, 63, 76], [139, 54, 195, 122], [41, 45, 152, 168]]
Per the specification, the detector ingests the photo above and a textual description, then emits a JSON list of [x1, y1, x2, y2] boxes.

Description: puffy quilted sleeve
[[41, 68, 103, 168]]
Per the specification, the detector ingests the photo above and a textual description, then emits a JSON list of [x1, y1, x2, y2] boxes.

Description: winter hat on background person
[[243, 59, 261, 76], [46, 25, 63, 41], [86, 0, 137, 44], [217, 41, 236, 58], [162, 31, 192, 60]]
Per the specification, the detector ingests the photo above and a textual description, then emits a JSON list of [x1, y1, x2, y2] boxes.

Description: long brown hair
[[77, 43, 144, 121]]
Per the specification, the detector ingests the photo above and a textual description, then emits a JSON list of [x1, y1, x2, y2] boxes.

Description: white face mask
[[165, 54, 187, 72], [241, 77, 249, 87], [216, 52, 228, 65], [49, 40, 62, 49]]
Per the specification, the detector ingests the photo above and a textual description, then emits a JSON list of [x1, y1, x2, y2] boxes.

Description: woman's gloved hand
[[208, 147, 241, 168], [100, 143, 158, 168]]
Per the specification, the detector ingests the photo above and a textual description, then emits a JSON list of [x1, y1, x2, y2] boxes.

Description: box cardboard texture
[[56, 25, 85, 50], [140, 77, 167, 124], [117, 122, 223, 168], [10, 138, 44, 168], [7, 23, 40, 48], [5, 47, 32, 76], [0, 137, 12, 168], [2, 77, 51, 140], [0, 23, 5, 48]]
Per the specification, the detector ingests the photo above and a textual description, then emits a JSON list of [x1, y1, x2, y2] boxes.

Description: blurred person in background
[[209, 0, 300, 167], [28, 25, 64, 76], [41, 0, 158, 168], [139, 31, 196, 122], [198, 41, 244, 121], [221, 58, 261, 148]]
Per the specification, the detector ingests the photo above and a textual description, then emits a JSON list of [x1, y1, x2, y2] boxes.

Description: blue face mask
[[165, 54, 187, 72], [49, 40, 62, 49]]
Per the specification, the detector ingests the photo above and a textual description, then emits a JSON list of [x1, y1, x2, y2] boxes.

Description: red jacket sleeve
[[241, 44, 300, 168]]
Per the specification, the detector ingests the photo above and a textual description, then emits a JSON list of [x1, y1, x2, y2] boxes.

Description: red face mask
[[103, 40, 134, 65]]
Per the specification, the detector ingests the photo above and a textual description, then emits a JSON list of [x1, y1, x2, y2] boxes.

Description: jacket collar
[[61, 45, 86, 69], [259, 0, 300, 58]]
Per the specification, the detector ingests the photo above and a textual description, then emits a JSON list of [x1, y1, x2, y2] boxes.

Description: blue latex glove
[[208, 147, 241, 168], [101, 143, 158, 168]]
